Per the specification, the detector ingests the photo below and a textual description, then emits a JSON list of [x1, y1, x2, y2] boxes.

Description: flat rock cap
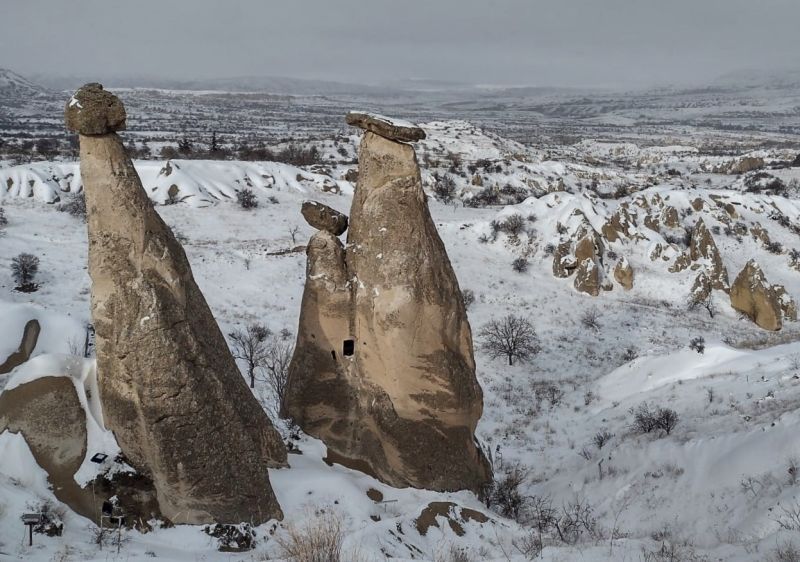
[[301, 200, 348, 235], [64, 83, 126, 135], [346, 111, 425, 143]]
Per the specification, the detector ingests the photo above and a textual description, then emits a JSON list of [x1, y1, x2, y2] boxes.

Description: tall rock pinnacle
[[283, 112, 491, 493], [65, 83, 286, 524]]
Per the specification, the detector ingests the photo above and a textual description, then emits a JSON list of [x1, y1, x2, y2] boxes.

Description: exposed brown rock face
[[730, 260, 795, 331], [614, 257, 634, 290], [669, 219, 729, 291], [574, 258, 602, 296], [345, 111, 426, 142], [65, 84, 286, 524], [301, 201, 348, 235], [284, 120, 490, 493], [552, 241, 576, 278], [0, 377, 92, 517], [0, 319, 39, 374]]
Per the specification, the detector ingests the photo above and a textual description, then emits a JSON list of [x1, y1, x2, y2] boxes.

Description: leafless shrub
[[771, 541, 800, 562], [434, 543, 472, 562], [533, 381, 564, 408], [512, 257, 529, 273], [276, 510, 368, 562], [58, 194, 87, 220], [580, 307, 601, 331], [631, 403, 679, 436], [775, 501, 800, 531], [484, 464, 529, 523], [461, 289, 475, 310], [554, 497, 598, 545], [593, 430, 614, 449], [0, 207, 7, 228], [640, 541, 709, 562]]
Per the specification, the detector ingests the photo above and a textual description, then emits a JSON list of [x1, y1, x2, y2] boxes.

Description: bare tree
[[687, 290, 715, 318], [479, 314, 540, 366], [259, 332, 294, 409], [228, 323, 270, 388], [288, 226, 301, 244]]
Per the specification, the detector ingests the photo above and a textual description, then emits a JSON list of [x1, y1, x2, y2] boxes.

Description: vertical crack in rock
[[284, 113, 491, 493], [65, 83, 286, 524]]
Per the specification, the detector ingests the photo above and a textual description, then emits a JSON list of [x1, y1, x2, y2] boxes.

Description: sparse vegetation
[[11, 252, 40, 292], [237, 188, 258, 209]]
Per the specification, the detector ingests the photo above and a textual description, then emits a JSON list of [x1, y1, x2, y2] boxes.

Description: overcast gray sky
[[2, 0, 800, 88]]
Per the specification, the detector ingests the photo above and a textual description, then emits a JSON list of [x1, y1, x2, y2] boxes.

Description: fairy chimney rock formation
[[284, 112, 491, 493], [65, 84, 286, 525], [301, 201, 348, 235], [730, 260, 795, 331]]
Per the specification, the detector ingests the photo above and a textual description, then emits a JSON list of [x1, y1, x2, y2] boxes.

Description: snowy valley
[[2, 75, 800, 562]]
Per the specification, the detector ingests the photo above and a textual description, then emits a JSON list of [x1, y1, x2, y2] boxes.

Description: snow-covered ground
[[2, 124, 800, 561]]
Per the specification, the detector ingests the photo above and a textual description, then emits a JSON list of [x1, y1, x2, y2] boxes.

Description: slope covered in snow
[[1, 124, 800, 560]]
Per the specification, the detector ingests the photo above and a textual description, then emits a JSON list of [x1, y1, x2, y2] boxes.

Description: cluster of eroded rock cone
[[2, 86, 490, 527], [554, 194, 796, 331]]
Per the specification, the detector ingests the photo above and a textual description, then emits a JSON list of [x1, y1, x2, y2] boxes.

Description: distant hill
[[0, 68, 47, 97]]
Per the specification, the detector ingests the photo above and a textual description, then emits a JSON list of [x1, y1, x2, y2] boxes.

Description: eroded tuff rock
[[730, 260, 796, 331], [345, 111, 426, 142], [301, 200, 348, 235], [614, 257, 634, 290], [284, 120, 490, 493], [66, 84, 286, 524], [669, 219, 729, 291], [65, 83, 126, 135], [0, 377, 96, 518]]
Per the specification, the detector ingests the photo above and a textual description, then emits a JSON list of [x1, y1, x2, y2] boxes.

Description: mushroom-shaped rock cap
[[301, 200, 348, 235], [346, 111, 425, 143], [65, 83, 126, 135]]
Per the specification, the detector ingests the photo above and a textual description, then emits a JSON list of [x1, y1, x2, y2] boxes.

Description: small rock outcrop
[[0, 377, 97, 519], [574, 258, 602, 296], [66, 84, 286, 525], [614, 257, 634, 290], [730, 260, 795, 331], [301, 201, 348, 235], [283, 113, 490, 493], [670, 219, 729, 290]]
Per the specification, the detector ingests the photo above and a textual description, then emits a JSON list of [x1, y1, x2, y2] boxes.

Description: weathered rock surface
[[0, 319, 39, 374], [729, 260, 795, 331], [284, 125, 490, 493], [65, 83, 126, 135], [301, 200, 348, 235], [0, 377, 96, 519], [67, 85, 286, 524], [552, 241, 576, 278], [614, 257, 634, 290], [669, 219, 729, 291], [346, 111, 426, 142], [574, 258, 602, 296]]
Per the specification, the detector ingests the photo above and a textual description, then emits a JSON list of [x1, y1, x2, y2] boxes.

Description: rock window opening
[[343, 339, 355, 357]]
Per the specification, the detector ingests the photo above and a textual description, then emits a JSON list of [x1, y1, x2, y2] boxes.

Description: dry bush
[[771, 541, 800, 562], [277, 511, 367, 562]]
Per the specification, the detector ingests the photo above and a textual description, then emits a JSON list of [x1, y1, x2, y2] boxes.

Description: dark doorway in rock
[[343, 339, 355, 356]]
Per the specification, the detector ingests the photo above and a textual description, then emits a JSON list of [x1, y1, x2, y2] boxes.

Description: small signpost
[[90, 452, 108, 463], [21, 513, 41, 546]]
